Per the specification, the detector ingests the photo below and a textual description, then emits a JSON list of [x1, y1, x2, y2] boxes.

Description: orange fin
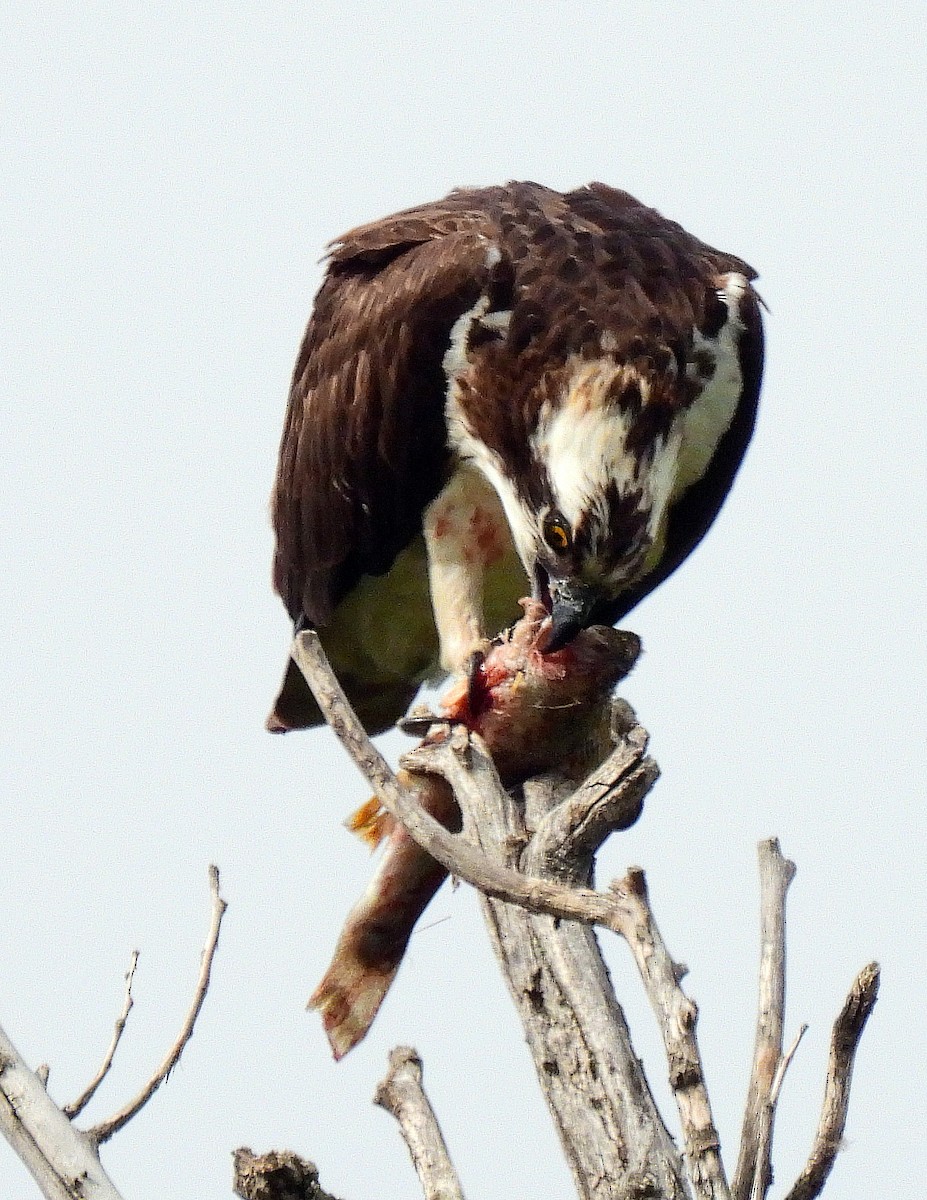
[[345, 797, 394, 848]]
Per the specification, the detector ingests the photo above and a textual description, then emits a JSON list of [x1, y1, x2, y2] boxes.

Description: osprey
[[268, 181, 764, 734]]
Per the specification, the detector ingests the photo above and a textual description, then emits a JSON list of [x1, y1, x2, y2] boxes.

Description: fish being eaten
[[309, 600, 641, 1058]]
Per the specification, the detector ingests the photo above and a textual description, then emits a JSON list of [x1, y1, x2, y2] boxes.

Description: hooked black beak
[[544, 579, 601, 653]]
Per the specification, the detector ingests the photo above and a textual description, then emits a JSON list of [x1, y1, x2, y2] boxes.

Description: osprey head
[[509, 363, 683, 652]]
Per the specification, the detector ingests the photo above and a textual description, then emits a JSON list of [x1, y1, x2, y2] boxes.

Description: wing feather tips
[[266, 651, 423, 736]]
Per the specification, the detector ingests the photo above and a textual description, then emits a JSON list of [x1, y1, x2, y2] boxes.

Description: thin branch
[[88, 865, 227, 1145], [770, 1024, 808, 1107], [526, 719, 656, 870], [740, 1022, 808, 1200], [374, 1047, 464, 1200], [64, 951, 139, 1119], [0, 1027, 124, 1200], [732, 838, 796, 1200], [783, 963, 880, 1200], [607, 869, 730, 1200]]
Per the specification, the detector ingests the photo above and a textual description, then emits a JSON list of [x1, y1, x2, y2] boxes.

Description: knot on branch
[[669, 1045, 703, 1090]]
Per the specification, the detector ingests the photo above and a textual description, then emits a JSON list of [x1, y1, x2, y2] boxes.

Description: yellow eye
[[543, 513, 572, 553]]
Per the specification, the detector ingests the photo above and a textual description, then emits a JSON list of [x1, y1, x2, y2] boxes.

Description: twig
[[88, 865, 227, 1145], [64, 951, 139, 1119], [770, 1023, 807, 1106], [374, 1047, 464, 1200], [607, 869, 730, 1200], [783, 963, 880, 1200], [0, 1027, 124, 1200], [732, 838, 796, 1200], [741, 1023, 809, 1200]]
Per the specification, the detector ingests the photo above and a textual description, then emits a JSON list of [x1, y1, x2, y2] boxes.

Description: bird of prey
[[267, 181, 764, 734]]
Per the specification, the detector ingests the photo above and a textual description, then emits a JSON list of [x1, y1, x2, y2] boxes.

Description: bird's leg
[[422, 470, 495, 673]]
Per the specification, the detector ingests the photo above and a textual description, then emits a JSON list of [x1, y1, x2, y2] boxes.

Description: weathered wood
[[0, 1029, 123, 1200], [732, 839, 796, 1200], [374, 1047, 464, 1200], [784, 963, 880, 1200]]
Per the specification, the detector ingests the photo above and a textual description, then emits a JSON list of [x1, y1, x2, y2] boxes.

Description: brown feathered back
[[270, 180, 762, 638]]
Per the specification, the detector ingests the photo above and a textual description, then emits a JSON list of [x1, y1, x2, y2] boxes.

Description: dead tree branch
[[293, 630, 657, 938], [0, 1027, 124, 1200], [64, 952, 139, 1120], [373, 1046, 464, 1200], [291, 629, 878, 1200], [0, 868, 226, 1199], [732, 838, 796, 1200], [87, 864, 226, 1145], [606, 869, 728, 1198], [784, 963, 880, 1200]]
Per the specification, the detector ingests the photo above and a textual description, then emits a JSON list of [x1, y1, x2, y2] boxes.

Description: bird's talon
[[397, 705, 444, 735]]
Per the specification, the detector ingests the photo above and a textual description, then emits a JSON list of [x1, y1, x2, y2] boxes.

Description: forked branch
[[88, 865, 227, 1144], [293, 630, 656, 938], [0, 868, 227, 1200]]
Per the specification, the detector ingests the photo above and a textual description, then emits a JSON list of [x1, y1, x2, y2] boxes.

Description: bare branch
[[64, 951, 139, 1119], [526, 719, 656, 871], [88, 865, 227, 1145], [607, 869, 730, 1200], [732, 838, 796, 1200], [295, 628, 879, 1199], [783, 963, 880, 1200], [770, 1024, 808, 1107], [374, 1047, 464, 1200], [0, 1027, 124, 1200], [401, 733, 654, 930]]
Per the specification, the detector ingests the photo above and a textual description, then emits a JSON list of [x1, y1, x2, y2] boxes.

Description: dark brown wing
[[271, 216, 496, 627]]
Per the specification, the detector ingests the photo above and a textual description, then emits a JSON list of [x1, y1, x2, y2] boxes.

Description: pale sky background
[[3, 4, 925, 1198]]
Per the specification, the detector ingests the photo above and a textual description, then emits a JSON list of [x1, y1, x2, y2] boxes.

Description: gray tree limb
[[373, 1046, 464, 1200], [784, 963, 880, 1200], [0, 1029, 123, 1200], [732, 839, 796, 1200]]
